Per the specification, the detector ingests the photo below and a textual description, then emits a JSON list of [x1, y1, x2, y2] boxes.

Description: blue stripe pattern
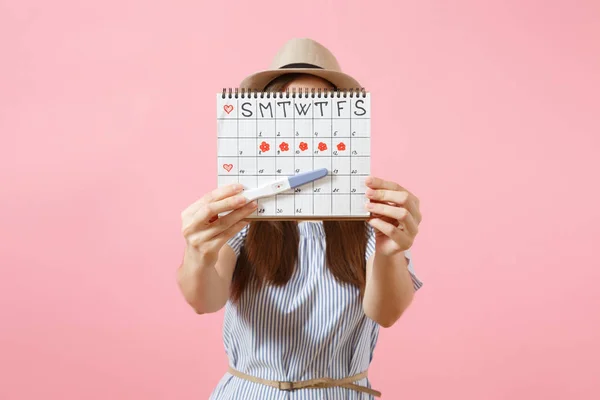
[[210, 222, 422, 399]]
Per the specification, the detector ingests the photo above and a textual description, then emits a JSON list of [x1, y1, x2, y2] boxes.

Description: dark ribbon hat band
[[280, 63, 323, 69]]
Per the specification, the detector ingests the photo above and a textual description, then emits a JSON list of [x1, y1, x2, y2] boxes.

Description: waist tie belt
[[227, 366, 382, 397]]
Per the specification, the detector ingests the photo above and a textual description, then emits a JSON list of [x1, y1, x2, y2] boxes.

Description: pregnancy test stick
[[242, 168, 328, 203]]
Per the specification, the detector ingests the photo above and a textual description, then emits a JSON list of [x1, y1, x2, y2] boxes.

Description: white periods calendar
[[217, 89, 371, 219]]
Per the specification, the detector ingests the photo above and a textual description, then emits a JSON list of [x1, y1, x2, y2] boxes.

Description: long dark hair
[[230, 74, 369, 302]]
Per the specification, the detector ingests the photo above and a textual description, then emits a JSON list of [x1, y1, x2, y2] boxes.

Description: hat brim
[[240, 68, 362, 91]]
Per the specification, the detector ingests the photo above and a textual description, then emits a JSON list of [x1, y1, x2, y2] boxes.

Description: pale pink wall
[[1, 1, 599, 399]]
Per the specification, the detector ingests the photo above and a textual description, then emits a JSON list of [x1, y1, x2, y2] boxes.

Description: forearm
[[363, 251, 415, 327], [177, 246, 234, 314]]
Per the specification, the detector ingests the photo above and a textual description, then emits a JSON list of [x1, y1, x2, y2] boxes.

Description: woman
[[178, 38, 423, 399]]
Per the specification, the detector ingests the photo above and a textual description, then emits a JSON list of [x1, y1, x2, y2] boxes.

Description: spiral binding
[[221, 87, 367, 99]]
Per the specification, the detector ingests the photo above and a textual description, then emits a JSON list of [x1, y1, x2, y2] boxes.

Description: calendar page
[[216, 92, 371, 219]]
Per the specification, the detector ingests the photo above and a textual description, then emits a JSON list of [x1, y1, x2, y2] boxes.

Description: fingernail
[[251, 201, 258, 208], [232, 184, 243, 191], [365, 188, 375, 197], [365, 202, 374, 209]]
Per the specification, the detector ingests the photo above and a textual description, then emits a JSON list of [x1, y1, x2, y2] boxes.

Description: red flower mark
[[336, 142, 346, 151], [279, 142, 289, 152], [259, 141, 270, 152], [318, 142, 328, 151], [299, 141, 308, 151]]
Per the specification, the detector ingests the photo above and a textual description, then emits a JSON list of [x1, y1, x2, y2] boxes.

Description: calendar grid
[[225, 174, 363, 176], [254, 98, 258, 216], [293, 101, 296, 214], [349, 97, 352, 213], [231, 155, 369, 158], [217, 93, 371, 219], [330, 96, 333, 214], [274, 97, 278, 215], [275, 192, 365, 195], [217, 117, 370, 120], [237, 98, 239, 190], [312, 98, 315, 214]]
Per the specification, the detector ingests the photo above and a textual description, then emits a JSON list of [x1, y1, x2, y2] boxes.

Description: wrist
[[374, 249, 408, 266], [184, 244, 219, 271]]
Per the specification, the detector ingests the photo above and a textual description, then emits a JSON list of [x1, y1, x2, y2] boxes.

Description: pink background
[[1, 0, 599, 399]]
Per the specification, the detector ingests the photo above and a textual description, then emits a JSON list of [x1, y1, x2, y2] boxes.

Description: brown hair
[[230, 73, 369, 302]]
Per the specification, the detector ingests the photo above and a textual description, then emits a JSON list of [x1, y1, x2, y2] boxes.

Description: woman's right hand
[[181, 183, 257, 267]]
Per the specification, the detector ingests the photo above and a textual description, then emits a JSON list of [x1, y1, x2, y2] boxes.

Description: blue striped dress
[[209, 221, 422, 399]]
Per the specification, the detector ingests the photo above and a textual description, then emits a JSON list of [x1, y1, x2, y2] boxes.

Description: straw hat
[[240, 38, 362, 90]]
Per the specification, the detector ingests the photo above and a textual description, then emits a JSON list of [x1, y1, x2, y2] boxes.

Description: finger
[[369, 214, 398, 227], [182, 184, 244, 218], [365, 201, 408, 222], [202, 193, 250, 217], [203, 201, 258, 239], [190, 219, 249, 249], [400, 210, 419, 237], [364, 176, 403, 192], [367, 202, 419, 236], [366, 189, 420, 220], [218, 201, 258, 227], [211, 220, 251, 248], [366, 188, 409, 206], [207, 206, 243, 227], [367, 217, 414, 249], [409, 197, 422, 225], [367, 199, 398, 208], [182, 195, 248, 237], [205, 183, 245, 203], [366, 177, 423, 224], [364, 177, 419, 207]]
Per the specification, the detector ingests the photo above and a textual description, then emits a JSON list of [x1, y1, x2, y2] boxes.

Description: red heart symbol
[[223, 164, 233, 172], [223, 105, 234, 114]]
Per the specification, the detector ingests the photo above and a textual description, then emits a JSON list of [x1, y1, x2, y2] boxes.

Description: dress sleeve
[[366, 224, 423, 292], [226, 224, 249, 257], [404, 249, 423, 291]]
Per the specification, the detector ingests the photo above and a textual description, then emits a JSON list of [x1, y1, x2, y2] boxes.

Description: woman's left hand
[[364, 176, 423, 256]]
